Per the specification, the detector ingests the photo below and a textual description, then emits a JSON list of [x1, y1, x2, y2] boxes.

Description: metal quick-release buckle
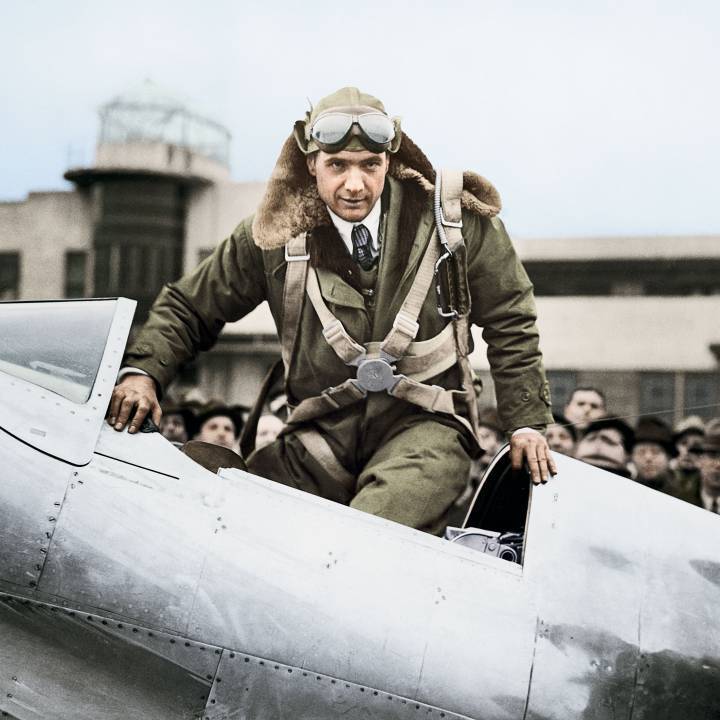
[[354, 358, 401, 393], [285, 245, 310, 262]]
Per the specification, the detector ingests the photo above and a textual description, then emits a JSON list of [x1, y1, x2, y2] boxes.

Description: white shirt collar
[[326, 199, 382, 257]]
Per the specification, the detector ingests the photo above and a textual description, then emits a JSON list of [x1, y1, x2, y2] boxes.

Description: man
[[545, 413, 577, 456], [676, 418, 720, 513], [671, 415, 705, 495], [194, 405, 243, 452], [107, 87, 555, 535], [563, 387, 606, 433], [158, 400, 196, 447], [631, 416, 677, 494], [575, 417, 635, 478]]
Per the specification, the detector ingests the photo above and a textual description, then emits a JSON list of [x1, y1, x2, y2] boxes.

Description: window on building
[[639, 372, 675, 424], [546, 371, 578, 413], [684, 373, 720, 421], [64, 251, 87, 298], [0, 252, 21, 300]]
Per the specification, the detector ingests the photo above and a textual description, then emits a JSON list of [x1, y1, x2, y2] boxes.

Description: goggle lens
[[310, 112, 395, 149]]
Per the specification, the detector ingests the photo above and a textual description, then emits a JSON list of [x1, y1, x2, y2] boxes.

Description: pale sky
[[1, 0, 718, 238]]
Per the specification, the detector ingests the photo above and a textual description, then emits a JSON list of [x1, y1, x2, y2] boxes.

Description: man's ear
[[306, 153, 317, 177]]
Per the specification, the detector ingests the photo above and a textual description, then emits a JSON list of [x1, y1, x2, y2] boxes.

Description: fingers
[[107, 388, 124, 426], [151, 403, 163, 428], [510, 439, 525, 471], [510, 432, 557, 485], [114, 394, 137, 431], [128, 400, 150, 434]]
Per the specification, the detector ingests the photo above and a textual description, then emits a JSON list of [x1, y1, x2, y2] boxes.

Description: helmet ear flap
[[388, 116, 403, 153], [293, 120, 312, 155]]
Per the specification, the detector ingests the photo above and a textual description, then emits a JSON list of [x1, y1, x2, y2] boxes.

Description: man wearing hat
[[675, 418, 720, 513], [575, 417, 635, 478], [193, 404, 244, 452], [631, 416, 678, 494], [108, 87, 555, 535]]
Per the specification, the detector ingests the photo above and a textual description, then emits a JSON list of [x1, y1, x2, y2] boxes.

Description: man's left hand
[[510, 431, 557, 485]]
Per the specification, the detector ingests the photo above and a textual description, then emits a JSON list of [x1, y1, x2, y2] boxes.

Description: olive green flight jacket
[[124, 171, 552, 463]]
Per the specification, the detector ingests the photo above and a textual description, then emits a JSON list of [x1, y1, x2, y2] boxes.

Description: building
[[1, 84, 718, 424]]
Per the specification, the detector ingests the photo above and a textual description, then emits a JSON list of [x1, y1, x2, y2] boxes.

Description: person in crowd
[[256, 413, 285, 450], [675, 418, 720, 513], [158, 400, 196, 447], [631, 416, 677, 494], [563, 387, 606, 433], [194, 405, 244, 452], [574, 416, 635, 478], [671, 415, 705, 495], [545, 413, 577, 456]]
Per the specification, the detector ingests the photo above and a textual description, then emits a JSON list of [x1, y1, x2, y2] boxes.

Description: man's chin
[[332, 201, 369, 221]]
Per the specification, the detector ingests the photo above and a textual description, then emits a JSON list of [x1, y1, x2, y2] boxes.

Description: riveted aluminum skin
[[1, 298, 720, 718], [0, 596, 217, 719]]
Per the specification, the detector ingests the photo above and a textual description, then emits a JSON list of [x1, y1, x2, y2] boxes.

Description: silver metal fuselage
[[1, 299, 719, 718]]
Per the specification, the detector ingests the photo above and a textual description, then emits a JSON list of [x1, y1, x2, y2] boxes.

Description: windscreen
[[0, 300, 116, 404]]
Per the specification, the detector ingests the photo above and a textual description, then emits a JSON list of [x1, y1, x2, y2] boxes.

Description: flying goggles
[[309, 111, 397, 153]]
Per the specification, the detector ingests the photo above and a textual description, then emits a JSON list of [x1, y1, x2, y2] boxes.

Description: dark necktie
[[351, 224, 375, 270]]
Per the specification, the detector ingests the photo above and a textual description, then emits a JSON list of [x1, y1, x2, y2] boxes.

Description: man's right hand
[[107, 374, 162, 434]]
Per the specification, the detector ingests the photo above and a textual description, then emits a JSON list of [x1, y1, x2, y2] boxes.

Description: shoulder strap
[[437, 168, 481, 442], [281, 233, 310, 377]]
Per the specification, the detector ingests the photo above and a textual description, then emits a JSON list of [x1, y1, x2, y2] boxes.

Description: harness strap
[[282, 234, 310, 376], [295, 428, 356, 492], [305, 268, 367, 364], [288, 379, 366, 425], [366, 322, 457, 383], [438, 169, 482, 440], [379, 230, 441, 360]]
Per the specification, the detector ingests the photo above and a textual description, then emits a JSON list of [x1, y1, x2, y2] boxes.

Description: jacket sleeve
[[465, 213, 553, 432], [122, 216, 267, 393]]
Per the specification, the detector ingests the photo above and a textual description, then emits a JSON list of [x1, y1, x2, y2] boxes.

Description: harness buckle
[[392, 310, 420, 341], [355, 358, 400, 393], [439, 205, 463, 229], [285, 245, 310, 262], [435, 251, 459, 319]]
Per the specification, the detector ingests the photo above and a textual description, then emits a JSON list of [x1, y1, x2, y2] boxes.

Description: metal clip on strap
[[285, 244, 310, 262]]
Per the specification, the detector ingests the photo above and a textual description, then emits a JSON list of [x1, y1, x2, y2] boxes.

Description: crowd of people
[[467, 386, 720, 517], [158, 382, 720, 522]]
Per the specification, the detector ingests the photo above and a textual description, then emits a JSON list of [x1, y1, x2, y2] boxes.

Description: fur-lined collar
[[252, 132, 502, 251]]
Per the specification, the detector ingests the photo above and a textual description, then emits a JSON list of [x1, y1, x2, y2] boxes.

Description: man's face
[[576, 427, 627, 470], [307, 149, 389, 222], [676, 432, 704, 470], [698, 449, 720, 495], [160, 413, 188, 444], [477, 425, 503, 461], [632, 442, 670, 481], [564, 390, 606, 431], [196, 415, 236, 451], [545, 423, 575, 456]]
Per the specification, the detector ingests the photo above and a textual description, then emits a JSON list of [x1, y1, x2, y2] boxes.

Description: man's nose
[[344, 168, 364, 194]]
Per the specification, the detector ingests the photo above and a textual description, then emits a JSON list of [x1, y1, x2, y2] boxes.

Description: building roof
[[515, 235, 720, 261]]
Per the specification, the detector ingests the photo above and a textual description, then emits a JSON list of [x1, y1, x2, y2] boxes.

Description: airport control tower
[[65, 80, 232, 322]]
